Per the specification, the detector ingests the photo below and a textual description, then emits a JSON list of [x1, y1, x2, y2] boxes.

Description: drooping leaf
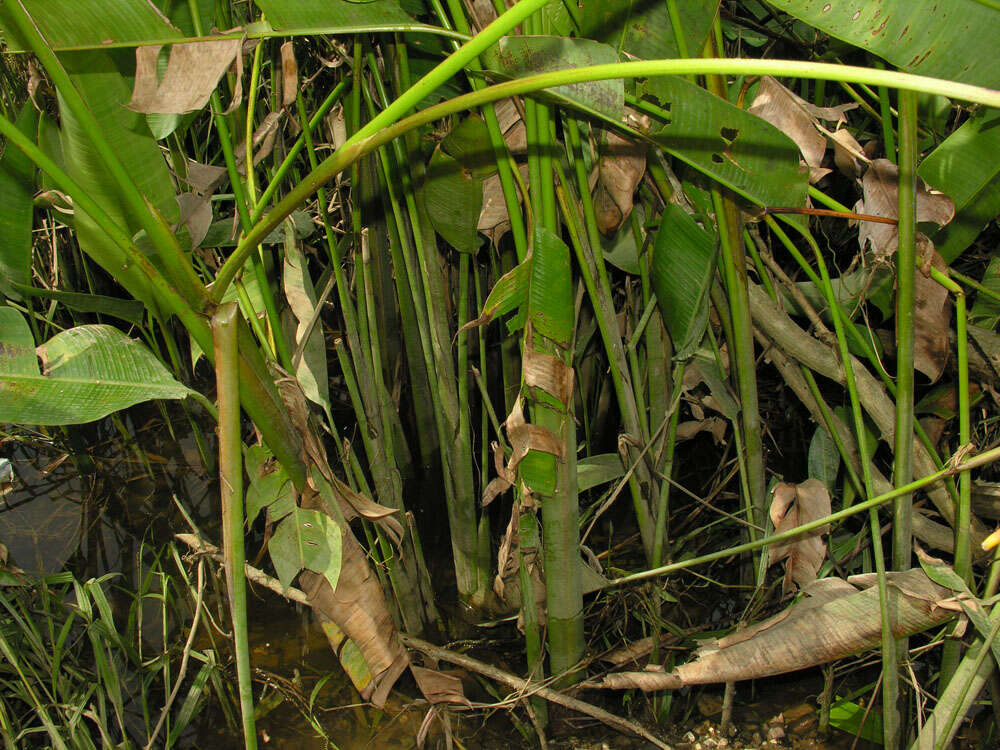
[[424, 145, 483, 254], [644, 76, 809, 214], [747, 76, 857, 184], [763, 0, 1000, 89], [269, 507, 343, 591], [0, 103, 39, 299], [0, 307, 193, 425], [575, 0, 718, 62], [283, 236, 332, 422], [441, 114, 496, 179], [129, 39, 241, 114], [482, 35, 623, 121], [9, 284, 147, 326], [652, 204, 717, 360], [854, 158, 955, 259], [577, 453, 625, 492], [0, 0, 182, 52], [768, 479, 831, 595], [919, 108, 1000, 263], [594, 122, 649, 235], [465, 260, 530, 331]]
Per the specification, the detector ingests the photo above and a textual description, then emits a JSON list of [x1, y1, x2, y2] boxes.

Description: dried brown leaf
[[914, 249, 951, 382], [595, 125, 647, 234], [748, 77, 857, 184], [523, 347, 574, 405], [854, 158, 955, 259], [129, 39, 240, 114], [411, 666, 471, 707], [767, 479, 831, 595], [280, 41, 297, 108]]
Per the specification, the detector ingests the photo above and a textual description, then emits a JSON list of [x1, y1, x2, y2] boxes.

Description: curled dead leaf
[[129, 39, 241, 114], [768, 479, 831, 595]]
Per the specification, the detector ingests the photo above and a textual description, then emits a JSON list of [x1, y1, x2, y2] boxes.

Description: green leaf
[[424, 145, 483, 254], [478, 260, 530, 324], [251, 0, 414, 31], [442, 114, 496, 180], [283, 237, 332, 421], [764, 0, 1000, 89], [575, 0, 718, 62], [0, 307, 193, 425], [807, 425, 840, 493], [528, 226, 574, 347], [58, 50, 179, 311], [652, 204, 717, 360], [0, 0, 182, 52], [970, 256, 1000, 328], [645, 76, 808, 214], [919, 109, 1000, 263], [828, 698, 882, 745], [10, 283, 147, 326], [482, 35, 623, 121], [577, 453, 625, 492], [269, 508, 343, 591], [246, 468, 296, 524], [0, 103, 39, 299]]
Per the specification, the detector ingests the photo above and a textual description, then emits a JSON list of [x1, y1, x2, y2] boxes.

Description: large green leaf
[[764, 0, 1000, 89], [58, 50, 179, 310], [645, 76, 809, 213], [269, 508, 343, 591], [0, 307, 193, 425], [652, 204, 717, 360], [919, 108, 1000, 263], [424, 145, 483, 254], [0, 0, 182, 52], [482, 35, 623, 121], [251, 0, 414, 31], [528, 226, 574, 347], [576, 0, 718, 61], [0, 103, 38, 299]]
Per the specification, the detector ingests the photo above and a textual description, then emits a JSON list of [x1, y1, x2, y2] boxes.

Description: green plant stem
[[607, 443, 1000, 590], [212, 57, 1000, 300], [211, 301, 256, 750]]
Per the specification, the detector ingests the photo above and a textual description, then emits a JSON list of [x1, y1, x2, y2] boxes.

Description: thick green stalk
[[887, 89, 918, 746], [211, 302, 256, 750]]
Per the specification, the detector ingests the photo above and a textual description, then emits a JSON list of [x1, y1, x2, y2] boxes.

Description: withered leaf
[[854, 158, 955, 259], [129, 39, 241, 114], [767, 479, 831, 595], [748, 77, 857, 184]]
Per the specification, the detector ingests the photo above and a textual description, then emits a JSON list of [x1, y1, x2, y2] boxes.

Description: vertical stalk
[[211, 301, 256, 750]]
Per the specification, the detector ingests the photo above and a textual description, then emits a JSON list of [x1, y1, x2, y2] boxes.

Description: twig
[[398, 634, 672, 750]]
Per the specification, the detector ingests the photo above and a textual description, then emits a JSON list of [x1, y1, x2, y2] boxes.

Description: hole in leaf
[[712, 153, 724, 164], [720, 127, 739, 143]]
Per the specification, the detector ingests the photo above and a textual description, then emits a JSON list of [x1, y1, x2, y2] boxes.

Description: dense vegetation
[[3, 0, 1000, 747]]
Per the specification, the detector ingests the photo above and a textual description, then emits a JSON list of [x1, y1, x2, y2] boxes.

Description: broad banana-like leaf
[[645, 76, 809, 214], [0, 306, 193, 425], [270, 507, 342, 591], [0, 0, 182, 52], [0, 103, 38, 299], [764, 0, 1000, 89], [652, 204, 717, 360], [528, 226, 574, 348], [919, 108, 1000, 263], [575, 0, 718, 61], [251, 0, 414, 31], [482, 36, 623, 121]]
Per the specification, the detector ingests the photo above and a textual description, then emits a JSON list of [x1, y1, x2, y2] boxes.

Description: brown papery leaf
[[129, 39, 240, 114], [523, 346, 574, 406], [595, 124, 647, 235], [589, 568, 955, 690], [853, 158, 955, 259], [280, 41, 298, 107], [768, 479, 831, 595], [914, 248, 952, 382], [748, 77, 857, 184], [411, 666, 471, 707]]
